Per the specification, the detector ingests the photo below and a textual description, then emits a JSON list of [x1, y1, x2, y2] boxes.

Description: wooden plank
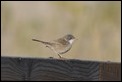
[[1, 57, 121, 81], [99, 63, 121, 81]]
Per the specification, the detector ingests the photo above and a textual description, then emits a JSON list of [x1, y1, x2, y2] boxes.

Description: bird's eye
[[67, 35, 72, 40]]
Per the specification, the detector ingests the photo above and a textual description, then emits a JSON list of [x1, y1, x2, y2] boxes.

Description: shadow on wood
[[1, 57, 121, 81]]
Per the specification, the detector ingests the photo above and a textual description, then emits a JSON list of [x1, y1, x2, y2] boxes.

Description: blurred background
[[1, 1, 121, 62]]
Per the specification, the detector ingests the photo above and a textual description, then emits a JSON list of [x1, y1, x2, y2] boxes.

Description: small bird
[[32, 34, 76, 58]]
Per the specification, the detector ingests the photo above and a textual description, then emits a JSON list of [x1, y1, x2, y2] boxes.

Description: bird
[[32, 34, 76, 58]]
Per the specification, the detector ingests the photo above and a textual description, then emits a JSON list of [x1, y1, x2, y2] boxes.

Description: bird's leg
[[58, 54, 62, 58], [57, 54, 67, 60]]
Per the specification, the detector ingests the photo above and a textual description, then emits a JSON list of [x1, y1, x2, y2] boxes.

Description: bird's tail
[[32, 39, 51, 45]]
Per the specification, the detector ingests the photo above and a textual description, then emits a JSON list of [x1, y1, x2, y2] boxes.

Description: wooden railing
[[1, 57, 121, 81]]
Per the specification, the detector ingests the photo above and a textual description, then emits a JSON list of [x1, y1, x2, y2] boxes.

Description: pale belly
[[46, 41, 72, 55], [55, 44, 72, 54]]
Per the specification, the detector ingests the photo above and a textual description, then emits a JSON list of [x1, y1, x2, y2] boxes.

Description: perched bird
[[32, 34, 76, 58]]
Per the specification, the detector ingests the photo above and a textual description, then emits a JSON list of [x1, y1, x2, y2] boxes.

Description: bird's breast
[[54, 43, 72, 54]]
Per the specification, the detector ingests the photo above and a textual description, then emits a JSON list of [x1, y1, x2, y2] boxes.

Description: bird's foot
[[49, 57, 54, 59], [58, 54, 67, 60]]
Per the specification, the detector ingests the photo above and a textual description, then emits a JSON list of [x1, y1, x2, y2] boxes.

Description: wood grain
[[99, 63, 121, 81], [1, 57, 121, 81]]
